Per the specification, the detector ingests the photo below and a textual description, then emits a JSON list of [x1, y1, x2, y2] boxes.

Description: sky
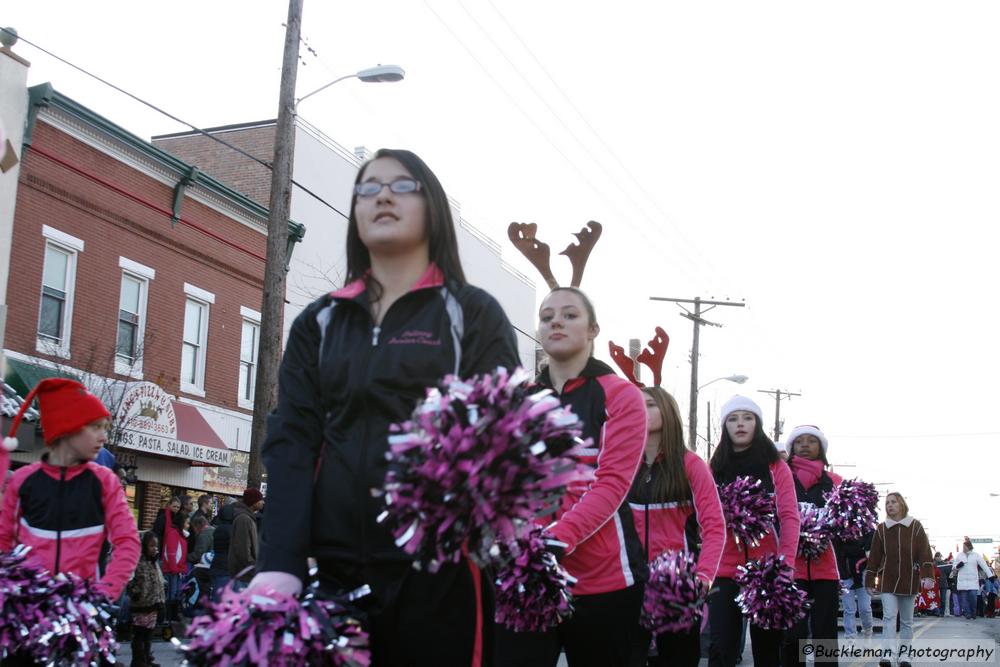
[[5, 0, 1000, 556]]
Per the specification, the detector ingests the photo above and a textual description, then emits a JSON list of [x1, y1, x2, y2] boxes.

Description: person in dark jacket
[[229, 488, 263, 585], [248, 149, 520, 667], [834, 531, 874, 636], [208, 500, 236, 599]]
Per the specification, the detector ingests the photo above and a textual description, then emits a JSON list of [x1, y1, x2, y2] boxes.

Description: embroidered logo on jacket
[[388, 330, 441, 346]]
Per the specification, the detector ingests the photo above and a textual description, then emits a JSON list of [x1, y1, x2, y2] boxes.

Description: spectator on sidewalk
[[187, 515, 215, 566], [229, 488, 264, 587], [952, 538, 992, 620]]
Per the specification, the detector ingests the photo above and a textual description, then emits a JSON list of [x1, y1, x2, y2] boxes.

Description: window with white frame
[[180, 283, 214, 395], [37, 226, 83, 358], [114, 258, 155, 377], [238, 317, 260, 408]]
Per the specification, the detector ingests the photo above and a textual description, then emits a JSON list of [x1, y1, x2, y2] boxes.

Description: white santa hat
[[784, 424, 829, 455], [719, 395, 763, 426]]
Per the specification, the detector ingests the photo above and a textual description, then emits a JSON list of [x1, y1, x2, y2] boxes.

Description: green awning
[[3, 358, 80, 397]]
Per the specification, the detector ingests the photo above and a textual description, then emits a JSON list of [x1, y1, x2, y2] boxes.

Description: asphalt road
[[117, 615, 999, 666]]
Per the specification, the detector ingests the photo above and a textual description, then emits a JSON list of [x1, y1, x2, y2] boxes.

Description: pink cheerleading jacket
[[789, 464, 843, 582], [540, 359, 648, 596], [715, 459, 800, 579], [628, 450, 726, 585], [0, 457, 140, 599]]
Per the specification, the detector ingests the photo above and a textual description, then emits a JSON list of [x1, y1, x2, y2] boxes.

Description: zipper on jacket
[[371, 325, 381, 346], [55, 466, 66, 573]]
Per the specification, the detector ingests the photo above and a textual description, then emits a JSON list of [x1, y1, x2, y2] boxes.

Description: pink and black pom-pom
[[640, 550, 708, 635], [735, 554, 809, 630], [797, 502, 832, 560], [823, 479, 879, 541], [494, 526, 576, 632], [0, 546, 119, 665], [718, 476, 776, 547], [379, 367, 592, 571], [176, 582, 370, 666]]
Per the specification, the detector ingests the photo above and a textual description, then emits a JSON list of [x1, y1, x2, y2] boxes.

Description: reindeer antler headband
[[608, 327, 669, 388], [507, 221, 603, 289]]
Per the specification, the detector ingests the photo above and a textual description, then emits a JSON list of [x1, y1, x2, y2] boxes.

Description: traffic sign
[[968, 537, 993, 544]]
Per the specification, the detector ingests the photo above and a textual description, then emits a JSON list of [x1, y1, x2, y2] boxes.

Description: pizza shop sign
[[114, 382, 232, 466]]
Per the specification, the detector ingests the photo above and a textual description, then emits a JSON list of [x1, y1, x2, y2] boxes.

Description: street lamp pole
[[699, 375, 747, 459], [246, 1, 405, 490]]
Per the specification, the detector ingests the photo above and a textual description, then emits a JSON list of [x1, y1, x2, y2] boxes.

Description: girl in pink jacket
[[707, 396, 800, 667], [628, 386, 725, 667], [0, 379, 140, 603], [780, 425, 843, 667]]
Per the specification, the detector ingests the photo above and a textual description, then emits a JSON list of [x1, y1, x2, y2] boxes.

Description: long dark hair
[[643, 387, 691, 502], [709, 414, 781, 478], [345, 148, 466, 288]]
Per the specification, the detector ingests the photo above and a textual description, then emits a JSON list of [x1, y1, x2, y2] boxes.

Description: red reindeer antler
[[608, 340, 641, 386], [636, 327, 669, 388]]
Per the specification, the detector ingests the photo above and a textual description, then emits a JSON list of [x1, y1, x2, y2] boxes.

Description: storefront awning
[[3, 357, 80, 399], [114, 382, 233, 467]]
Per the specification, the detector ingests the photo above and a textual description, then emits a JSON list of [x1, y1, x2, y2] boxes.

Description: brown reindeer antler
[[508, 223, 558, 290], [559, 221, 603, 288], [636, 327, 669, 388], [608, 340, 641, 386]]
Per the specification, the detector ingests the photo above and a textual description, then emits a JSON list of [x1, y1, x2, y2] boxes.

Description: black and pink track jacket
[[628, 450, 726, 585], [0, 457, 140, 599], [713, 457, 800, 579], [258, 264, 519, 577], [539, 358, 648, 596], [789, 465, 843, 581]]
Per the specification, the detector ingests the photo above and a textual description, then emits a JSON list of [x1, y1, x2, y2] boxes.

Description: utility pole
[[247, 0, 304, 490], [757, 388, 800, 443], [650, 296, 745, 450]]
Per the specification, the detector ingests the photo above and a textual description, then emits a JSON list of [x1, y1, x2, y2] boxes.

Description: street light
[[246, 2, 406, 491], [699, 374, 748, 391], [698, 374, 748, 459], [296, 64, 406, 106]]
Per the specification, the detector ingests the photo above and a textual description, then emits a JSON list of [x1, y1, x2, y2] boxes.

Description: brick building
[[0, 61, 303, 526]]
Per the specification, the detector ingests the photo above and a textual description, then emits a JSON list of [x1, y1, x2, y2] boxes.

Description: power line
[[13, 32, 349, 221], [831, 432, 1000, 439], [480, 0, 727, 288], [421, 1, 697, 282]]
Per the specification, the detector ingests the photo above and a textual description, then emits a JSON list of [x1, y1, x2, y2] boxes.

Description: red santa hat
[[2, 378, 110, 479], [6, 377, 110, 447]]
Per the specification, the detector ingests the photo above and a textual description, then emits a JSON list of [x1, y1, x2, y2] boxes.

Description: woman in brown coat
[[864, 492, 934, 667]]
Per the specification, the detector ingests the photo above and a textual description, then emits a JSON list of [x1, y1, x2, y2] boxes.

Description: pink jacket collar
[[330, 263, 446, 300]]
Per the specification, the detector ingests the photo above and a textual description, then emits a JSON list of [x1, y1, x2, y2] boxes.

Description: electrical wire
[[457, 0, 725, 288], [13, 33, 349, 221]]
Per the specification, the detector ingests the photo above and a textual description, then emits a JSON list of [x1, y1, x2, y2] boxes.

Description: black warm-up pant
[[318, 557, 492, 667], [781, 578, 840, 667], [708, 576, 783, 667], [495, 584, 645, 667]]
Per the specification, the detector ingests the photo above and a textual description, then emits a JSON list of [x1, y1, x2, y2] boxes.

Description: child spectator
[[0, 379, 141, 664], [128, 531, 166, 667]]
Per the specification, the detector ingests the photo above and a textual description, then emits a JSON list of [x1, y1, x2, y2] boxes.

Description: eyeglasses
[[354, 178, 422, 198]]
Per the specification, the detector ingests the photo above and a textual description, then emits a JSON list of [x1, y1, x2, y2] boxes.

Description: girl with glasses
[[628, 386, 725, 667], [707, 396, 800, 667], [495, 287, 648, 667], [248, 149, 520, 667]]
